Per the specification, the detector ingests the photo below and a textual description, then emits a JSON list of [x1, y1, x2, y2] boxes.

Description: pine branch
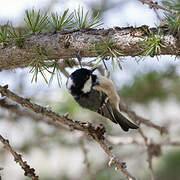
[[0, 26, 179, 71]]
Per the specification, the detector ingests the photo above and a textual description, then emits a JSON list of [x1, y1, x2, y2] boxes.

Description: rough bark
[[0, 84, 136, 180], [0, 26, 179, 71]]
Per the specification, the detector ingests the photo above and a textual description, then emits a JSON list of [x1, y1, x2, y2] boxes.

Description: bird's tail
[[98, 101, 139, 132], [112, 108, 139, 131]]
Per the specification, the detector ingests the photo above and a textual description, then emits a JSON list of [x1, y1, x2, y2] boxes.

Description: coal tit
[[66, 68, 139, 131]]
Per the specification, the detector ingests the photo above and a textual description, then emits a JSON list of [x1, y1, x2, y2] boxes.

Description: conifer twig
[[0, 134, 39, 180]]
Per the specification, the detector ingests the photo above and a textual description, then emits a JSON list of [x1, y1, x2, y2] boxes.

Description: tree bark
[[0, 26, 179, 71]]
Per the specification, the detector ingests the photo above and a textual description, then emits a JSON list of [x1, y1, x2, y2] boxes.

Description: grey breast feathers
[[75, 89, 106, 111]]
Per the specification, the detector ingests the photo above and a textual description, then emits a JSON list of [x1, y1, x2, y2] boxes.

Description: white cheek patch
[[82, 76, 92, 93], [66, 78, 74, 90]]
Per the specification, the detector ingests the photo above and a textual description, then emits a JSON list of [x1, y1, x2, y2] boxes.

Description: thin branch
[[0, 84, 136, 180], [138, 129, 156, 180], [107, 136, 144, 146], [93, 134, 136, 180], [119, 100, 168, 134], [79, 137, 95, 180], [0, 98, 69, 131], [57, 59, 105, 78], [137, 0, 178, 14], [107, 136, 180, 147], [153, 8, 162, 21], [161, 140, 180, 146], [0, 134, 39, 180]]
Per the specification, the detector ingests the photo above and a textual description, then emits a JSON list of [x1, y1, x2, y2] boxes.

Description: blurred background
[[0, 0, 180, 179]]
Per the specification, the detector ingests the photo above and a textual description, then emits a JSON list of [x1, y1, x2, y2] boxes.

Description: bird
[[66, 68, 139, 132]]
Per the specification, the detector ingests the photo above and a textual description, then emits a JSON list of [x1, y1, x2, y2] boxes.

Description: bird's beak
[[90, 67, 97, 73]]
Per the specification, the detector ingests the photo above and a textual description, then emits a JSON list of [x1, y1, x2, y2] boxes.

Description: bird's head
[[66, 68, 97, 96]]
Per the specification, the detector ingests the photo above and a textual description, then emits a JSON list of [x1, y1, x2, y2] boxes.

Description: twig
[[93, 134, 136, 180], [137, 0, 178, 14], [79, 137, 95, 180], [107, 136, 180, 147], [0, 99, 69, 131], [160, 140, 180, 146], [58, 59, 105, 77], [138, 129, 156, 180], [44, 59, 105, 78], [119, 100, 168, 134], [107, 136, 144, 146], [0, 134, 39, 180], [0, 84, 136, 180], [153, 8, 162, 21]]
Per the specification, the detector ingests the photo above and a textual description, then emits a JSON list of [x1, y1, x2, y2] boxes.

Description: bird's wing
[[75, 90, 138, 131], [97, 97, 118, 124], [97, 96, 139, 131]]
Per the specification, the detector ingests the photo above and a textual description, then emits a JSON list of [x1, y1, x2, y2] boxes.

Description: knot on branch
[[81, 122, 106, 140], [13, 151, 39, 180], [14, 154, 22, 163], [23, 162, 38, 179], [95, 123, 106, 139], [108, 156, 127, 170]]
